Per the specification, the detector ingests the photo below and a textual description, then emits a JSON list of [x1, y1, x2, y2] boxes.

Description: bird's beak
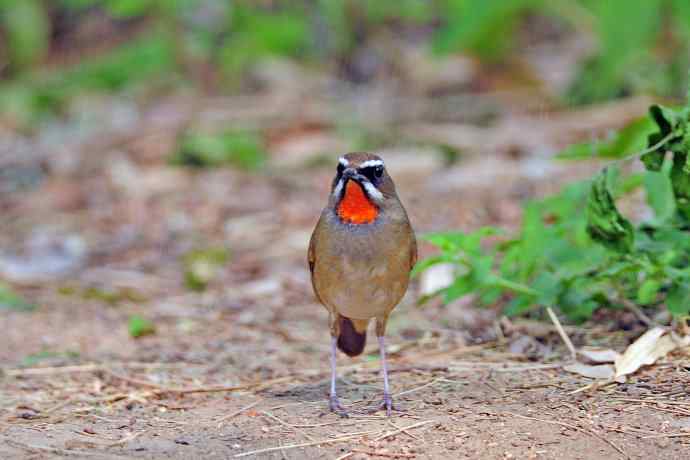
[[342, 168, 357, 180]]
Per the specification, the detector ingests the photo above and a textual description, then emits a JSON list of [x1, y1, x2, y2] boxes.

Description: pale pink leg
[[329, 336, 348, 417], [378, 335, 394, 416]]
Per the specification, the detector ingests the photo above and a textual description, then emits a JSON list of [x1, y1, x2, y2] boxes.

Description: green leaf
[[443, 274, 474, 303], [532, 271, 561, 306], [410, 254, 448, 278], [503, 295, 535, 316], [478, 286, 503, 306], [0, 283, 35, 311], [642, 104, 681, 171], [557, 117, 655, 160], [666, 283, 690, 316], [586, 168, 634, 252], [128, 315, 156, 338], [644, 170, 676, 224], [637, 279, 661, 305]]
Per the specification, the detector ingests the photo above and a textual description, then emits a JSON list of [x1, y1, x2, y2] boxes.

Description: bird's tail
[[336, 315, 368, 357]]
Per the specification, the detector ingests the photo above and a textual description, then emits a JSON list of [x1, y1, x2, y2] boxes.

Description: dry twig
[[105, 431, 142, 448], [643, 432, 690, 439], [374, 419, 435, 442], [546, 306, 576, 360], [4, 362, 191, 377], [217, 400, 262, 427], [3, 438, 126, 459], [234, 429, 381, 458], [350, 448, 416, 458]]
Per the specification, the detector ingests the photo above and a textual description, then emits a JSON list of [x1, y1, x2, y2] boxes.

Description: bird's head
[[330, 152, 396, 225]]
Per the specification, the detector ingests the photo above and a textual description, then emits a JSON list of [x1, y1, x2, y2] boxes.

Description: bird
[[308, 152, 417, 416]]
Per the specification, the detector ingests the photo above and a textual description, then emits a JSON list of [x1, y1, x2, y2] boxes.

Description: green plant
[[0, 0, 50, 73], [170, 130, 266, 170], [417, 90, 690, 321], [181, 247, 230, 292], [0, 31, 176, 126], [128, 314, 156, 338], [556, 117, 657, 160], [21, 350, 80, 366], [0, 282, 35, 311], [218, 3, 310, 78], [433, 0, 542, 60], [432, 0, 690, 104]]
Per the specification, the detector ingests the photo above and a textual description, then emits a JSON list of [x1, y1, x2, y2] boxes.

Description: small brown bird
[[308, 152, 417, 416]]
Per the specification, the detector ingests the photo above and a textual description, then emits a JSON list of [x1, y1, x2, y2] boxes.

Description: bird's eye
[[337, 163, 345, 175], [360, 165, 384, 182]]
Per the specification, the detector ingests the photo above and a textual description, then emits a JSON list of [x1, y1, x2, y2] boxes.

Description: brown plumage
[[308, 152, 416, 416]]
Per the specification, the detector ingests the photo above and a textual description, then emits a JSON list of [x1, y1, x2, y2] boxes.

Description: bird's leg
[[379, 335, 393, 415], [371, 334, 402, 416], [329, 335, 348, 417]]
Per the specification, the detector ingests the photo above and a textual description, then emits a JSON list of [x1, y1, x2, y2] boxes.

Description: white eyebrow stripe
[[338, 157, 349, 166], [359, 159, 384, 168]]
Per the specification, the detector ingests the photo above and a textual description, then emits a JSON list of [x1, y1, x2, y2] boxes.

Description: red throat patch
[[337, 180, 379, 224]]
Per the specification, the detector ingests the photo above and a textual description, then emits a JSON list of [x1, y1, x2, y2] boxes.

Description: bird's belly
[[316, 257, 409, 320]]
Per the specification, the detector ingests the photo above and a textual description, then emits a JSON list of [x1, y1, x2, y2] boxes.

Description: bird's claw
[[329, 394, 349, 418], [369, 392, 403, 416]]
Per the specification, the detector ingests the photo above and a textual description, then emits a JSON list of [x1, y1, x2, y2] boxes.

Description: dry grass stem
[[234, 429, 382, 458], [374, 419, 436, 442], [546, 306, 577, 360], [216, 400, 262, 426], [351, 448, 416, 458]]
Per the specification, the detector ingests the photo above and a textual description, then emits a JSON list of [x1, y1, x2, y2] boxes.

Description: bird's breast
[[311, 210, 414, 320]]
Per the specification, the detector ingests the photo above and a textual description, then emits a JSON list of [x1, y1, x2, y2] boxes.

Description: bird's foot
[[329, 394, 349, 418], [369, 392, 403, 416]]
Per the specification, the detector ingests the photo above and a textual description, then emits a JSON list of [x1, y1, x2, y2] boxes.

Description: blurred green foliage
[[0, 282, 34, 311], [128, 314, 156, 338], [1, 0, 50, 72], [417, 92, 690, 321], [170, 130, 266, 170], [2, 0, 690, 128], [566, 0, 690, 104], [556, 117, 657, 160], [1, 32, 176, 126], [58, 285, 147, 305], [433, 0, 539, 59], [181, 247, 230, 292], [21, 350, 80, 366]]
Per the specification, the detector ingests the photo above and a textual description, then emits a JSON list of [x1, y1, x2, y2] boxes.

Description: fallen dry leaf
[[563, 362, 615, 380], [614, 327, 690, 382], [577, 347, 620, 364]]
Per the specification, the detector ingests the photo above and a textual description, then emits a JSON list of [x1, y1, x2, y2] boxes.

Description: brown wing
[[308, 229, 316, 275], [409, 232, 418, 272], [307, 217, 324, 305]]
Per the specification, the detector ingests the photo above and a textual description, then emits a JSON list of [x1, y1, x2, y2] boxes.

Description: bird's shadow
[[261, 378, 378, 405]]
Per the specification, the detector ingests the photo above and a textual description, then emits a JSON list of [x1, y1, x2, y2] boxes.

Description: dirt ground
[[2, 75, 690, 459]]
